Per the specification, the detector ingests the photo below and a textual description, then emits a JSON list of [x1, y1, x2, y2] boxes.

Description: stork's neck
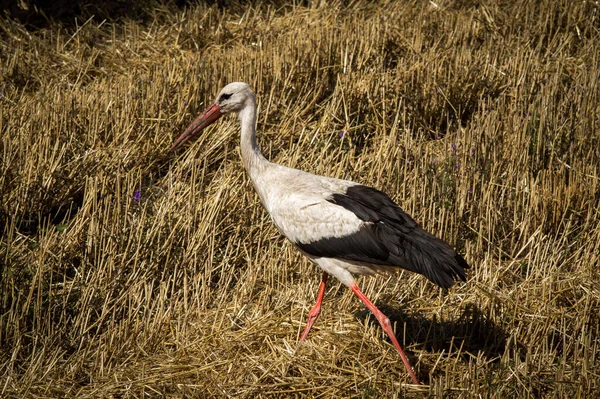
[[238, 99, 269, 179]]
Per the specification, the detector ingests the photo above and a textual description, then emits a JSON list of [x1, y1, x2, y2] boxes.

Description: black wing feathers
[[296, 185, 470, 288], [295, 226, 389, 262]]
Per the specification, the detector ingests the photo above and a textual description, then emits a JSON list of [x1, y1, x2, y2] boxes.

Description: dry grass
[[1, 0, 599, 397]]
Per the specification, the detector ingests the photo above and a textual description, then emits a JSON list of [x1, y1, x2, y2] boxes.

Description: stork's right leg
[[300, 272, 328, 340], [350, 283, 420, 385]]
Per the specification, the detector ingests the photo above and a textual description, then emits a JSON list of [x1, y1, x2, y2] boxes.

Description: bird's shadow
[[355, 301, 517, 381]]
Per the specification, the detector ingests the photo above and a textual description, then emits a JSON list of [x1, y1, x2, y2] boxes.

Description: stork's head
[[215, 82, 254, 113], [169, 82, 255, 152]]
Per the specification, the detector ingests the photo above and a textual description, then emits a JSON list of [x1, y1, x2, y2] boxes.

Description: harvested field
[[1, 0, 599, 397]]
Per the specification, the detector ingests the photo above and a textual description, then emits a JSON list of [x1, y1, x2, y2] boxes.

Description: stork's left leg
[[350, 283, 420, 385], [300, 272, 328, 340]]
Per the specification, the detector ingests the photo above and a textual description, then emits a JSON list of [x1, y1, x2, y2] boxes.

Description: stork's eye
[[219, 93, 232, 102]]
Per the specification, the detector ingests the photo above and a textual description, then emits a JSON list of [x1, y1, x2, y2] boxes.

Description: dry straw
[[1, 0, 599, 397]]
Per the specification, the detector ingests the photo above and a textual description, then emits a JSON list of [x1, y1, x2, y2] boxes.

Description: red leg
[[300, 272, 329, 341], [350, 283, 420, 385]]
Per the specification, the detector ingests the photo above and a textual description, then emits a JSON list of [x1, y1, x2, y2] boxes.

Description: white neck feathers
[[238, 97, 269, 179]]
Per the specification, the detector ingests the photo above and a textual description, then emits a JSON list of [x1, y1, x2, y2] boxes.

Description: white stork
[[169, 82, 470, 385]]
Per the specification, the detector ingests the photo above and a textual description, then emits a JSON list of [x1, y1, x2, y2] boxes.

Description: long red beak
[[169, 103, 223, 152]]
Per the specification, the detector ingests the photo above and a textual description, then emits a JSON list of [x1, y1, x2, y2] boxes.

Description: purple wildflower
[[451, 143, 456, 151], [133, 190, 141, 201]]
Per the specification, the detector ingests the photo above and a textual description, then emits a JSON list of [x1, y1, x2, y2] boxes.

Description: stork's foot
[[300, 272, 328, 340]]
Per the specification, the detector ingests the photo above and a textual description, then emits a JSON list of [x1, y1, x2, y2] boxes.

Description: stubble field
[[1, 0, 599, 397]]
